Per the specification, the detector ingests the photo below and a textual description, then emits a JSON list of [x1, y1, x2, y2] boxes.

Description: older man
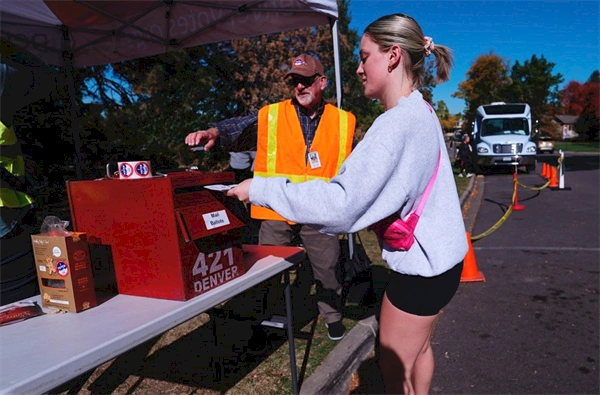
[[185, 53, 356, 341]]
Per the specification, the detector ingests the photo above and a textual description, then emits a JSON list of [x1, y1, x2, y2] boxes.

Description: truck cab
[[473, 102, 538, 173]]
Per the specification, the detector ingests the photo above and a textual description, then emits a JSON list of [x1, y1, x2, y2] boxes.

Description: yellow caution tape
[[470, 158, 563, 242]]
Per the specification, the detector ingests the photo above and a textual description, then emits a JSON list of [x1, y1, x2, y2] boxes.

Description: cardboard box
[[31, 232, 97, 313]]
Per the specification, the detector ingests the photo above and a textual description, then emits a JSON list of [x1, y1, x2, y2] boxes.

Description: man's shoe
[[325, 320, 346, 341], [458, 173, 464, 178], [466, 173, 474, 178]]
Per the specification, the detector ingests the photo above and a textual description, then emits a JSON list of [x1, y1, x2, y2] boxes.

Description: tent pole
[[62, 28, 84, 180], [331, 17, 355, 258], [66, 68, 84, 180], [331, 18, 342, 110]]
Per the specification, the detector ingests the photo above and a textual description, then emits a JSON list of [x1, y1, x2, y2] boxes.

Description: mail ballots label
[[202, 210, 231, 230]]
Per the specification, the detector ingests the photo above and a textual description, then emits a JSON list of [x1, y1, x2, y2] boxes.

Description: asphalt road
[[348, 153, 599, 395]]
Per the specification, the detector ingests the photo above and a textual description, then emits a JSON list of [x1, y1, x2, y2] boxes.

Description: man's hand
[[185, 127, 219, 151], [226, 178, 252, 203]]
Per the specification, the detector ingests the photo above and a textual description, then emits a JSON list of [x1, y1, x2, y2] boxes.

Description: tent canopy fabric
[[0, 0, 342, 181], [0, 0, 338, 68]]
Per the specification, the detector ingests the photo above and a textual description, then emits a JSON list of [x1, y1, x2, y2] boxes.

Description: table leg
[[210, 311, 224, 382], [284, 270, 299, 395]]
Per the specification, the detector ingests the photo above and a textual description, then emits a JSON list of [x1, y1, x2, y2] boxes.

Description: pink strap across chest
[[414, 150, 441, 216]]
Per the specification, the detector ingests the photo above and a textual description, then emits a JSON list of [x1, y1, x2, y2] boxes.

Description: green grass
[[453, 167, 472, 196], [553, 141, 600, 153]]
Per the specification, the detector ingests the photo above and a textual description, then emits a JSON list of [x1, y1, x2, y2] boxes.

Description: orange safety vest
[[0, 121, 34, 208], [251, 100, 356, 223]]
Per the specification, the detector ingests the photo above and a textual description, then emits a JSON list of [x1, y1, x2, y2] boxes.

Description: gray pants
[[260, 220, 343, 324]]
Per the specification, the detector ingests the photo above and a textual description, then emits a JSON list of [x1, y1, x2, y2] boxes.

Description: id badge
[[308, 152, 322, 169]]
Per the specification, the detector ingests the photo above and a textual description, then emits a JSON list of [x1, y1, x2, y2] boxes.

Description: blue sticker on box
[[56, 260, 69, 277]]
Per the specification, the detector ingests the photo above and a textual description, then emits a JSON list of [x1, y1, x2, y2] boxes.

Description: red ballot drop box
[[66, 170, 248, 301]]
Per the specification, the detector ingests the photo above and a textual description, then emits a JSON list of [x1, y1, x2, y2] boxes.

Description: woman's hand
[[226, 178, 252, 203]]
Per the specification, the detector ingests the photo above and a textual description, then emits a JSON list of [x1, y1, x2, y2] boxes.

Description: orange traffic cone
[[461, 232, 485, 283], [542, 162, 549, 178], [549, 166, 559, 188]]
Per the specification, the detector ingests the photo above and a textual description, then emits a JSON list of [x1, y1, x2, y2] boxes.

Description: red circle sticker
[[119, 162, 134, 178], [135, 162, 151, 177], [56, 260, 69, 277]]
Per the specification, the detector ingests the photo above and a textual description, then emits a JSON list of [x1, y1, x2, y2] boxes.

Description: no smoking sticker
[[119, 162, 134, 178], [135, 162, 150, 176]]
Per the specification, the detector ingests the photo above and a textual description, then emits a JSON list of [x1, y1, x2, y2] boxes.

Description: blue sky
[[347, 0, 600, 115]]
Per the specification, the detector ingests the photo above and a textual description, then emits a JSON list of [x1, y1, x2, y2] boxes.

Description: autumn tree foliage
[[453, 52, 566, 135], [435, 100, 459, 133], [452, 52, 511, 127], [59, 0, 389, 169], [228, 28, 333, 114], [335, 0, 384, 137], [561, 73, 600, 141]]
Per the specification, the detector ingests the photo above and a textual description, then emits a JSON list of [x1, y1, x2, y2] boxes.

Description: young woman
[[226, 14, 468, 394]]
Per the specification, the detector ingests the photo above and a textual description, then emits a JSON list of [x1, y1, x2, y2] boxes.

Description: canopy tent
[[1, 0, 339, 68], [0, 0, 344, 177]]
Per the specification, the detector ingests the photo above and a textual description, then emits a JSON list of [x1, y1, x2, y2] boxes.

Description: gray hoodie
[[250, 90, 468, 277]]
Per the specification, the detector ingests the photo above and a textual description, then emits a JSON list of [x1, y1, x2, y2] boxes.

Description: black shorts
[[385, 262, 463, 316]]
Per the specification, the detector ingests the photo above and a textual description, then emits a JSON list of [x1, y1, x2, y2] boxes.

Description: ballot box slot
[[173, 185, 210, 194], [176, 210, 192, 243], [167, 170, 235, 190]]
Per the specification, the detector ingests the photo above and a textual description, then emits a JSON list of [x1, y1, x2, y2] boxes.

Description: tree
[[561, 81, 586, 115], [435, 100, 458, 134], [40, 0, 400, 169], [503, 54, 563, 131], [83, 46, 227, 168], [559, 71, 600, 141], [328, 0, 383, 137], [453, 52, 511, 128]]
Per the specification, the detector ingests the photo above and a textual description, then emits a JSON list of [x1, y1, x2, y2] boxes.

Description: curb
[[300, 175, 481, 394], [461, 175, 483, 233], [300, 315, 378, 395], [460, 174, 477, 207]]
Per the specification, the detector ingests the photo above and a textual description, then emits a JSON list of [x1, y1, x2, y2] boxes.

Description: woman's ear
[[388, 44, 402, 70]]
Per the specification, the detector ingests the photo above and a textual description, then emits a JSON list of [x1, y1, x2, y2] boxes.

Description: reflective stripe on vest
[[251, 100, 355, 222], [0, 121, 34, 208]]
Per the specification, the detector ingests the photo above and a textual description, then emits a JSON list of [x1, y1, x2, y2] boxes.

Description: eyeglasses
[[288, 74, 321, 87]]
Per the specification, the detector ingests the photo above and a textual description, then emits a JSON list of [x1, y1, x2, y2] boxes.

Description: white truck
[[472, 102, 538, 173]]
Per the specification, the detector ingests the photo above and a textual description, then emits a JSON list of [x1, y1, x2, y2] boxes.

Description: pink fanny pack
[[368, 151, 441, 251]]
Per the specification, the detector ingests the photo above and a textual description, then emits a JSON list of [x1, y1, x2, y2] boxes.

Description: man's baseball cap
[[285, 54, 325, 78]]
